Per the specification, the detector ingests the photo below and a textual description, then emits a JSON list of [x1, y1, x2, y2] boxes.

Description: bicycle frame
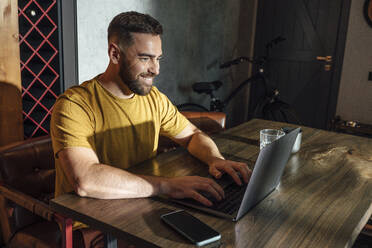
[[218, 71, 269, 112]]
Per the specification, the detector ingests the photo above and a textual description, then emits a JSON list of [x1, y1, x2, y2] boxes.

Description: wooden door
[[250, 0, 351, 129]]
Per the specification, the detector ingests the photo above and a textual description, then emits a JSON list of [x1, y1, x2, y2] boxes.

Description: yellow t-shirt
[[51, 77, 189, 198]]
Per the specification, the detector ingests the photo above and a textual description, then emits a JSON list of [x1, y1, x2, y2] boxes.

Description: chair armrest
[[0, 184, 53, 221], [0, 184, 73, 248], [181, 111, 226, 130]]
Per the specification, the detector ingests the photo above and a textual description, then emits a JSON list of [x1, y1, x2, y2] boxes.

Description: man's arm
[[172, 123, 251, 185], [57, 147, 224, 206]]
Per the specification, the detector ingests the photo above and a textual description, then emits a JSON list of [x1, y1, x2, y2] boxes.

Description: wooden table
[[50, 119, 372, 248]]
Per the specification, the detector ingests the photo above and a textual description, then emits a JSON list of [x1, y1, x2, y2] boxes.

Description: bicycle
[[176, 37, 302, 125]]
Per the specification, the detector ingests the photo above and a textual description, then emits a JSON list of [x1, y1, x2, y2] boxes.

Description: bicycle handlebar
[[219, 36, 286, 69], [219, 57, 252, 69]]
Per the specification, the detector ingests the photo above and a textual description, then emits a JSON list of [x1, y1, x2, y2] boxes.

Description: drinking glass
[[260, 129, 285, 150]]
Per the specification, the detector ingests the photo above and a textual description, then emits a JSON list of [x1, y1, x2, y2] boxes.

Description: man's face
[[118, 33, 162, 96]]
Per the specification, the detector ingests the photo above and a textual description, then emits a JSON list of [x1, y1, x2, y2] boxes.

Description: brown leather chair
[[181, 111, 226, 131], [158, 111, 226, 153], [0, 136, 72, 248]]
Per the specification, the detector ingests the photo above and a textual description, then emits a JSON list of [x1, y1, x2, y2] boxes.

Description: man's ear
[[108, 43, 121, 64]]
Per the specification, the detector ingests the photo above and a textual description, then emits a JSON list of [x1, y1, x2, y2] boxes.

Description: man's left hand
[[208, 158, 252, 185]]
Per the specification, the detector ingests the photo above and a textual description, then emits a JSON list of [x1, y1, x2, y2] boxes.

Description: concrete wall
[[336, 0, 372, 124], [76, 0, 256, 127]]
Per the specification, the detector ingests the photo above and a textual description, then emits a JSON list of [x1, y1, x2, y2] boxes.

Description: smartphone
[[161, 209, 221, 246]]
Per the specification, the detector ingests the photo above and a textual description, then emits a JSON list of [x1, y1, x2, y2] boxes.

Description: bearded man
[[51, 11, 250, 247]]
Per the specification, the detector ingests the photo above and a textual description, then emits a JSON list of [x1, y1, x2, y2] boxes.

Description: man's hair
[[108, 11, 163, 48]]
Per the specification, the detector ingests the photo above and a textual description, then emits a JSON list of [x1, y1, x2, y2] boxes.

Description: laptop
[[170, 128, 301, 221]]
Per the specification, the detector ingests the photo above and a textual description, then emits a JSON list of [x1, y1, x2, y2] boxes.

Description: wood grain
[[51, 119, 372, 247], [0, 0, 23, 146]]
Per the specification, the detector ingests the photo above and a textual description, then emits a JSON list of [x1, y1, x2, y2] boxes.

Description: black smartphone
[[161, 209, 221, 246]]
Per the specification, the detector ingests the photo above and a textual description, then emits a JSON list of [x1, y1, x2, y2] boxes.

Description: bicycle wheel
[[252, 97, 271, 119], [176, 103, 209, 112], [263, 100, 302, 124]]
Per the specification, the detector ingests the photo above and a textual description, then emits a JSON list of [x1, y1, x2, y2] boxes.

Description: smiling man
[[51, 11, 250, 247]]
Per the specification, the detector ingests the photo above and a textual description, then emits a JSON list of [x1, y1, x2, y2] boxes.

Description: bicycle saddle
[[192, 81, 223, 94]]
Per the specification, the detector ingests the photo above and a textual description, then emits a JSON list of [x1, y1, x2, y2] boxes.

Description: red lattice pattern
[[18, 0, 59, 138]]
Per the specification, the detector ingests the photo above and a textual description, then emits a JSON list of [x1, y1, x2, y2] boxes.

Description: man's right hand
[[160, 176, 225, 206]]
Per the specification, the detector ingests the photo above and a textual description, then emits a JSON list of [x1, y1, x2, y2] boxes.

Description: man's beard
[[119, 62, 153, 96]]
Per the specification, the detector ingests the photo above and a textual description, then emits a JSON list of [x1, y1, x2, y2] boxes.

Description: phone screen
[[161, 210, 220, 246]]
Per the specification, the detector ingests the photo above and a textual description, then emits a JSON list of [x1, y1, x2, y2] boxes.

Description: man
[[51, 11, 250, 247]]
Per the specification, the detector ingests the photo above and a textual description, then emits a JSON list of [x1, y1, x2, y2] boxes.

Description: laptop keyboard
[[208, 182, 247, 214], [191, 174, 248, 215]]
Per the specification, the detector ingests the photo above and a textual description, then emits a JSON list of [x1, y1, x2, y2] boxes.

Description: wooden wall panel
[[0, 0, 24, 146]]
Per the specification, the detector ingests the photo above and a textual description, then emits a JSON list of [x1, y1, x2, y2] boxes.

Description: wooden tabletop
[[50, 119, 372, 248]]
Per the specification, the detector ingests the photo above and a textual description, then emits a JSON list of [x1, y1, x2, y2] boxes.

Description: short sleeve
[[157, 90, 189, 137], [50, 95, 96, 157]]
